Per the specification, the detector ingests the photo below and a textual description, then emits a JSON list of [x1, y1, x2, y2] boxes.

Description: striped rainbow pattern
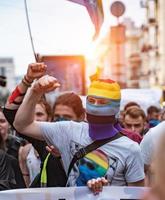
[[85, 150, 108, 176]]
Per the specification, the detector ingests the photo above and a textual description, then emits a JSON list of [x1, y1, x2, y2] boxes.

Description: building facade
[[140, 0, 165, 86], [0, 57, 16, 92]]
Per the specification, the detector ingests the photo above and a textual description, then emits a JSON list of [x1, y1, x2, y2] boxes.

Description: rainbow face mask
[[86, 97, 120, 116]]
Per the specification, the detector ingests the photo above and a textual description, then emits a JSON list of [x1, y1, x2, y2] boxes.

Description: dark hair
[[0, 106, 6, 150], [123, 107, 146, 121], [124, 101, 140, 111], [0, 133, 5, 150], [147, 106, 160, 115], [53, 92, 85, 118]]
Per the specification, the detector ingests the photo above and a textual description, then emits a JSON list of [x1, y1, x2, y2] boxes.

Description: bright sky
[[0, 0, 145, 76]]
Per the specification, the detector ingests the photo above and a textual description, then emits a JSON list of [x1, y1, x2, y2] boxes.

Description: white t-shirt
[[26, 146, 41, 184], [39, 121, 144, 186], [140, 121, 165, 165]]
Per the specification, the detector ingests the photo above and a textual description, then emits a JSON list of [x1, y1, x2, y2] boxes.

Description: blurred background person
[[147, 106, 161, 128], [119, 101, 141, 127], [122, 107, 147, 137], [0, 105, 26, 159], [52, 92, 85, 122], [0, 106, 25, 190], [123, 101, 141, 111], [160, 109, 165, 121], [0, 105, 9, 144]]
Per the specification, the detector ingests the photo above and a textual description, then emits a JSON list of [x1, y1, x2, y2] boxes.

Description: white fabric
[[39, 121, 144, 186], [140, 121, 165, 165], [120, 88, 162, 113], [0, 187, 148, 200], [26, 146, 41, 183]]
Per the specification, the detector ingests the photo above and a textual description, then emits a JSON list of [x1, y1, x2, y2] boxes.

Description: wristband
[[9, 86, 26, 104], [22, 75, 33, 87], [24, 75, 33, 84]]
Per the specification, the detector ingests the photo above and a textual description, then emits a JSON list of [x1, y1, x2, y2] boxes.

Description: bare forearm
[[13, 88, 42, 132]]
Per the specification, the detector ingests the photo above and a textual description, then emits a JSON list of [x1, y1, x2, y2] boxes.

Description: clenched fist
[[32, 75, 60, 94], [26, 63, 47, 82]]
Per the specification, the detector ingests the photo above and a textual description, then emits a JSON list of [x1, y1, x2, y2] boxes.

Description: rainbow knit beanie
[[87, 79, 121, 100]]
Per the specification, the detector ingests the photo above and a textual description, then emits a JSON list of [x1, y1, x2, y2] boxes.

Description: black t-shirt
[[0, 149, 25, 190], [3, 108, 67, 187]]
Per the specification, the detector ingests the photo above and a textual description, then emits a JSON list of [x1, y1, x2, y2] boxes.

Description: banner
[[0, 186, 148, 200], [40, 55, 86, 95], [120, 88, 162, 112]]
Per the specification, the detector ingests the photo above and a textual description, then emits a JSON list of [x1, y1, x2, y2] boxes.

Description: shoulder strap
[[67, 132, 123, 177], [40, 153, 51, 187]]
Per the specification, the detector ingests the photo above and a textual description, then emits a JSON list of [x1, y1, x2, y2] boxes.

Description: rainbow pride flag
[[67, 0, 104, 40]]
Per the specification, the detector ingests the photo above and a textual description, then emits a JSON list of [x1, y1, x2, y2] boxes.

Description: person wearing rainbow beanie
[[13, 63, 145, 193], [86, 79, 121, 140], [86, 79, 142, 144]]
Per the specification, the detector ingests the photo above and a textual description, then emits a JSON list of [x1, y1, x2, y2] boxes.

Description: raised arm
[[13, 73, 60, 140], [4, 63, 46, 126], [5, 63, 46, 110]]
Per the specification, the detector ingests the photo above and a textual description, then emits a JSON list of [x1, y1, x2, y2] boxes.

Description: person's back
[[140, 121, 165, 186], [143, 129, 165, 200], [140, 121, 165, 166]]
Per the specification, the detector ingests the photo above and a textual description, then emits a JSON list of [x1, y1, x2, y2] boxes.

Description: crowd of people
[[0, 63, 165, 199]]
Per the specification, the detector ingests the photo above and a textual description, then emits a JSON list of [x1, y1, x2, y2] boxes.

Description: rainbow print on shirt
[[76, 149, 109, 186]]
